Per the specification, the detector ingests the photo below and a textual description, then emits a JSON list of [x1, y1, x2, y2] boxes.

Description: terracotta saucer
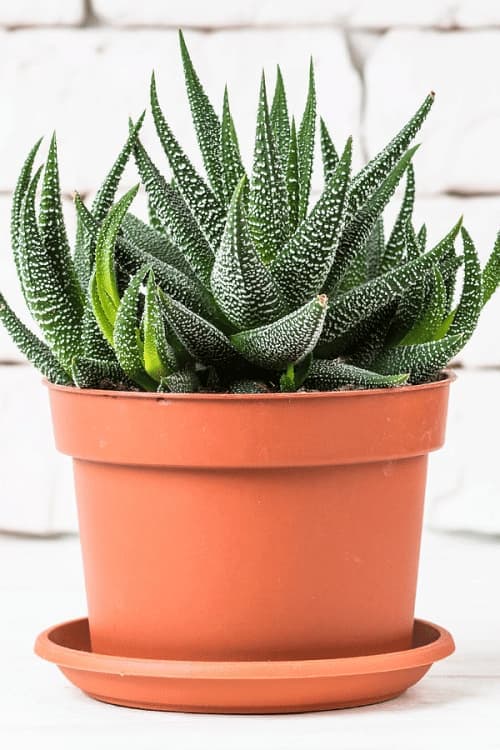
[[35, 618, 454, 714]]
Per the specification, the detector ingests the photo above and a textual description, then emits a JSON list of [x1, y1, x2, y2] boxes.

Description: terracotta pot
[[47, 374, 453, 662]]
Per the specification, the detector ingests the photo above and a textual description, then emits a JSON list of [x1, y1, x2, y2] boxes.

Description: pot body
[[48, 377, 452, 661]]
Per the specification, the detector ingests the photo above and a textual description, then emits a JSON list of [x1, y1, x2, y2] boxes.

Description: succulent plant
[[1, 31, 500, 394]]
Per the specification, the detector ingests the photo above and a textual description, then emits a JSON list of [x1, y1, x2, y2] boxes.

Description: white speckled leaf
[[448, 227, 482, 342], [349, 93, 434, 215], [151, 74, 225, 250], [381, 164, 415, 272], [11, 139, 42, 294], [221, 87, 247, 206], [270, 66, 290, 172], [305, 358, 408, 390], [19, 168, 83, 371], [0, 291, 69, 384], [373, 334, 463, 384], [271, 138, 352, 307], [297, 60, 316, 222], [159, 289, 236, 366], [211, 177, 286, 329], [179, 31, 225, 204], [248, 74, 290, 264], [231, 294, 328, 370], [143, 272, 177, 382]]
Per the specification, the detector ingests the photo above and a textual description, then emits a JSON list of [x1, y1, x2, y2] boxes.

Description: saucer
[[35, 617, 454, 713]]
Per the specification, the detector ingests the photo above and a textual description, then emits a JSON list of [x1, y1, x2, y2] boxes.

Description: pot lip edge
[[34, 617, 455, 680], [44, 369, 456, 402]]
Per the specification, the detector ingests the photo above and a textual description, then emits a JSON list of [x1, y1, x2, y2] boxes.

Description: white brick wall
[[0, 1, 499, 533]]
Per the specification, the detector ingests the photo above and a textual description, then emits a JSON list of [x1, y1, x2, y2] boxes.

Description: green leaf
[[305, 358, 408, 390], [158, 369, 200, 393], [221, 86, 247, 205], [72, 356, 133, 390], [320, 117, 339, 184], [19, 168, 83, 371], [133, 136, 214, 287], [349, 92, 434, 214], [373, 334, 463, 384], [179, 30, 225, 203], [231, 294, 328, 370], [297, 59, 316, 222], [0, 291, 70, 384], [159, 289, 236, 366], [270, 65, 290, 170], [400, 266, 447, 345], [406, 221, 422, 261], [229, 379, 270, 394], [11, 139, 42, 292], [143, 271, 177, 381], [270, 138, 352, 307], [211, 176, 286, 329], [286, 118, 300, 232], [93, 185, 139, 329], [113, 266, 158, 391], [322, 240, 443, 345], [151, 73, 226, 249], [248, 73, 290, 264], [39, 134, 83, 309], [482, 231, 500, 306], [448, 227, 482, 342], [279, 354, 312, 392], [328, 146, 419, 289], [381, 163, 415, 273]]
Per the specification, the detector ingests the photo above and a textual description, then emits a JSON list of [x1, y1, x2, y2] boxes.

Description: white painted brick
[[0, 0, 84, 26], [0, 364, 77, 535], [0, 28, 361, 194], [347, 0, 488, 29], [427, 368, 500, 536], [364, 30, 500, 194], [0, 194, 77, 362], [92, 0, 355, 27]]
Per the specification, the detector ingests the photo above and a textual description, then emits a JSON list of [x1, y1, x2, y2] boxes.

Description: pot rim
[[45, 369, 456, 402]]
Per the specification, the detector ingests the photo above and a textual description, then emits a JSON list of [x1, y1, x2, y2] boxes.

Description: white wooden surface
[[0, 529, 499, 748]]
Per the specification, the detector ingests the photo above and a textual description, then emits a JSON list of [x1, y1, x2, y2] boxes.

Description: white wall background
[[0, 0, 499, 534]]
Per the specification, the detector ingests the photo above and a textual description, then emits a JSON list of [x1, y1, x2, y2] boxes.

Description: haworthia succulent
[[151, 73, 226, 249], [328, 146, 419, 289], [270, 139, 352, 307], [72, 357, 133, 390], [320, 117, 339, 184], [406, 221, 422, 261], [270, 66, 291, 171], [19, 168, 82, 371], [381, 164, 415, 273], [179, 30, 225, 204], [113, 266, 158, 391], [448, 227, 482, 342], [230, 294, 328, 370], [248, 74, 290, 264], [322, 240, 443, 344], [417, 223, 427, 253], [142, 271, 177, 382], [279, 354, 312, 392], [305, 358, 408, 390], [0, 292, 70, 384], [211, 176, 286, 329], [373, 334, 463, 384], [221, 86, 247, 206], [297, 60, 316, 222], [482, 231, 500, 306], [159, 290, 236, 365], [11, 139, 42, 291], [349, 93, 434, 214], [133, 136, 214, 288], [81, 301, 115, 360]]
